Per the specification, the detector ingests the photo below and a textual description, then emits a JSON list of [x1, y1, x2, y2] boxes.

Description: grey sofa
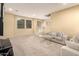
[[61, 34, 79, 56], [38, 32, 69, 45]]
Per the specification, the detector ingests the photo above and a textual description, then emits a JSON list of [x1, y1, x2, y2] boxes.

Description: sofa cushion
[[65, 40, 79, 51], [71, 34, 79, 43], [48, 32, 57, 36]]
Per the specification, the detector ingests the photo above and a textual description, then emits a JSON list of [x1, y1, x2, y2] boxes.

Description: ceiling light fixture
[[62, 3, 67, 5], [32, 14, 36, 17], [8, 8, 13, 11]]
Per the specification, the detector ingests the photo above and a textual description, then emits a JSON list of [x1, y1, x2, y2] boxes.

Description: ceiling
[[4, 3, 79, 19]]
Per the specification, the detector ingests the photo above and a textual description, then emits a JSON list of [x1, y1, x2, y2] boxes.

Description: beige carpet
[[10, 35, 63, 56]]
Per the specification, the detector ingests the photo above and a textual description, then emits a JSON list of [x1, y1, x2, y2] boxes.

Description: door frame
[[0, 3, 4, 35]]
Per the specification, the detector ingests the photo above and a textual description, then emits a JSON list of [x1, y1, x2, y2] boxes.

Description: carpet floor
[[10, 35, 63, 56]]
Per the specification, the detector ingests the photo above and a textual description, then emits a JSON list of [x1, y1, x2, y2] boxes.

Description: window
[[17, 19, 25, 29], [26, 20, 32, 28], [17, 19, 32, 29]]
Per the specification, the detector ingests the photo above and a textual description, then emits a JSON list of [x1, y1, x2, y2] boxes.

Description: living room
[[0, 3, 79, 56]]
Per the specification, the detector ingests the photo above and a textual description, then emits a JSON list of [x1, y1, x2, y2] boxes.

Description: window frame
[[26, 20, 32, 29], [17, 19, 25, 29]]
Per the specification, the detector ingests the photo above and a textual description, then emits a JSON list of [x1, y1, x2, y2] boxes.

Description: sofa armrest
[[61, 46, 79, 56]]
